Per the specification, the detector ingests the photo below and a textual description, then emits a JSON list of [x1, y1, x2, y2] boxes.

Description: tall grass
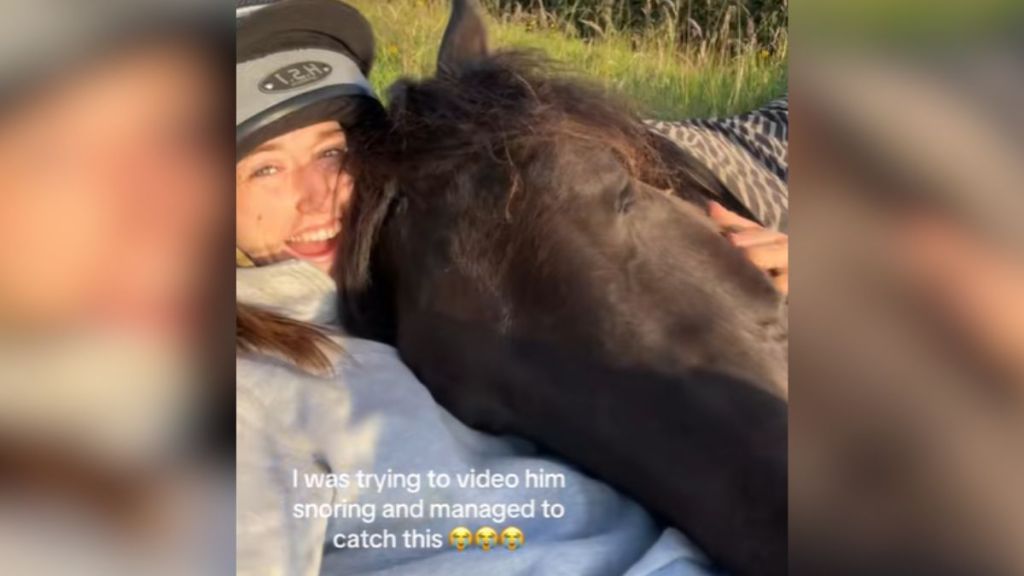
[[481, 0, 788, 56], [347, 0, 787, 119]]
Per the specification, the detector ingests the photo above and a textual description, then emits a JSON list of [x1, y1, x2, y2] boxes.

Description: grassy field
[[347, 0, 787, 119]]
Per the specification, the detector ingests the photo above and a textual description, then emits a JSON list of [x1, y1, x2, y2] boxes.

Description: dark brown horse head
[[340, 0, 786, 397], [336, 5, 788, 574], [233, 1, 788, 573]]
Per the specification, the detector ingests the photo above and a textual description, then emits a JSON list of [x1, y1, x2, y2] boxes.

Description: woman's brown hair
[[236, 302, 339, 373]]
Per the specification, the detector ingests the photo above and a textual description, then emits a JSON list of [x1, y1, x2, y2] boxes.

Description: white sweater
[[236, 260, 710, 576]]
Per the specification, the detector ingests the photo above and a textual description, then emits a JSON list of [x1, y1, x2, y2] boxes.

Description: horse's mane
[[385, 51, 667, 180], [339, 51, 733, 334]]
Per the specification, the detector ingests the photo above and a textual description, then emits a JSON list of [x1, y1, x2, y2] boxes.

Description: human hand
[[709, 202, 789, 295]]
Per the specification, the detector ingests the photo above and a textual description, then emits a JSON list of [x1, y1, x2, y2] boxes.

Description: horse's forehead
[[543, 139, 629, 189]]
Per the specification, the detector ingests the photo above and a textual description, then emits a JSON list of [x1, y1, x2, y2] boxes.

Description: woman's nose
[[295, 164, 340, 214]]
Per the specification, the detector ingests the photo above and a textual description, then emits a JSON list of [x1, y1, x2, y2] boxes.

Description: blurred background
[[0, 1, 234, 575], [790, 0, 1024, 574]]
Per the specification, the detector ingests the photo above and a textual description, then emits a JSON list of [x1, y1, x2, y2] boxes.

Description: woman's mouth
[[285, 221, 342, 261]]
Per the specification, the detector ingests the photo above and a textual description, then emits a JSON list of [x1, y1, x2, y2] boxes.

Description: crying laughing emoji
[[449, 526, 473, 551], [474, 526, 498, 551], [500, 526, 524, 551]]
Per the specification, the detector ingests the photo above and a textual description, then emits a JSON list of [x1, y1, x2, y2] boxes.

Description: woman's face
[[235, 121, 351, 276]]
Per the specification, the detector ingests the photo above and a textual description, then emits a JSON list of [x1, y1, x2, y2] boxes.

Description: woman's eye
[[320, 148, 347, 160], [250, 165, 280, 179]]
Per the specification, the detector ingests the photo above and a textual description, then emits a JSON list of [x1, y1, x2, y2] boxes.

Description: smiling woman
[[236, 121, 352, 274], [234, 0, 385, 280]]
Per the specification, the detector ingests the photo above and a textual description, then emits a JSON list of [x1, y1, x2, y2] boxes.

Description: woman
[[235, 2, 788, 575]]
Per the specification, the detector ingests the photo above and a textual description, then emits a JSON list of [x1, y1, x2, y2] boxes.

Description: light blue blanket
[[236, 261, 713, 576]]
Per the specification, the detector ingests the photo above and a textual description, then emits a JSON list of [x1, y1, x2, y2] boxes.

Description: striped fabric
[[647, 97, 789, 232]]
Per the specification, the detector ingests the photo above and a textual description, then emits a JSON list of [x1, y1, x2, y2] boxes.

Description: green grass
[[348, 0, 787, 119]]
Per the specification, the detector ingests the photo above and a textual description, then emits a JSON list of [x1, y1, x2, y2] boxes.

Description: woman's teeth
[[287, 222, 342, 244]]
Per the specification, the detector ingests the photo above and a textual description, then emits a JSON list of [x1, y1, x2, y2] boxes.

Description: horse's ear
[[437, 0, 490, 76]]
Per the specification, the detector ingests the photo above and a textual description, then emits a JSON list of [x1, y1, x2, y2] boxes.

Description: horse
[[331, 1, 789, 574]]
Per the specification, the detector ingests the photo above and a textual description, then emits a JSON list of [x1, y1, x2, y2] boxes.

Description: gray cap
[[235, 0, 380, 155]]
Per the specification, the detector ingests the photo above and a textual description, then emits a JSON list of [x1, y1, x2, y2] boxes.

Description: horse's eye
[[615, 182, 636, 214], [394, 195, 409, 214]]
